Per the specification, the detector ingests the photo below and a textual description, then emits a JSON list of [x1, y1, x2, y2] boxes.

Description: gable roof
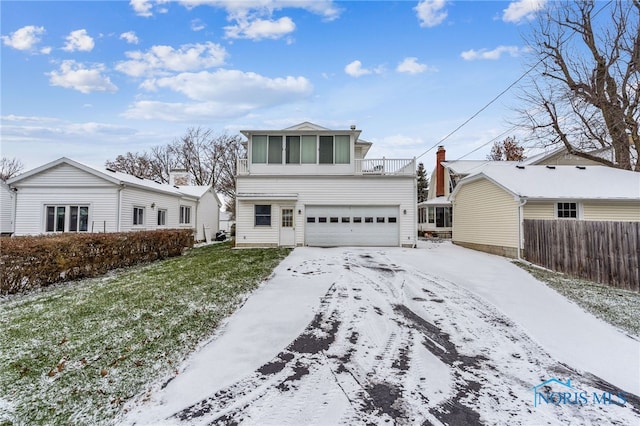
[[8, 157, 211, 200], [452, 165, 640, 200], [442, 160, 518, 176]]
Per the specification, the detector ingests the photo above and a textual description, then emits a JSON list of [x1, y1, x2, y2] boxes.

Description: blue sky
[[1, 0, 548, 171]]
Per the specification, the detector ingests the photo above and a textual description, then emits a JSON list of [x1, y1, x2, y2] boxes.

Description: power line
[[414, 0, 614, 162]]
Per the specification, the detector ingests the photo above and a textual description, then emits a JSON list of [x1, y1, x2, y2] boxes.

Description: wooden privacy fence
[[523, 219, 639, 291]]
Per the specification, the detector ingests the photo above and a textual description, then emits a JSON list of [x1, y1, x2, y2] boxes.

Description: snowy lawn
[[515, 262, 640, 338], [0, 243, 290, 425], [123, 241, 640, 425]]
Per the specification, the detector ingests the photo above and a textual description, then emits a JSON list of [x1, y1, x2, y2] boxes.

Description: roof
[[240, 121, 362, 140], [453, 165, 640, 200], [8, 157, 211, 200], [418, 197, 451, 206], [442, 160, 518, 176]]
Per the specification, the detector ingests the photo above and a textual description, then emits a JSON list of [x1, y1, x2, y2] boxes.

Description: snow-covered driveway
[[124, 242, 640, 425]]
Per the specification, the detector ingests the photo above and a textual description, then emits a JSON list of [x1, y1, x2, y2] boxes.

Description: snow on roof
[[462, 165, 640, 200], [442, 160, 517, 175], [418, 197, 451, 206]]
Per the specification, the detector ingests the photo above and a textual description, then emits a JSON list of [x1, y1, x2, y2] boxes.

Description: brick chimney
[[436, 146, 446, 197]]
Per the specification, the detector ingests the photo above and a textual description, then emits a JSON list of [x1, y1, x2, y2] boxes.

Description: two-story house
[[235, 122, 417, 247]]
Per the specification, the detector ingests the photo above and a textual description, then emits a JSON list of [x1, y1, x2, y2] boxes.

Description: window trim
[[133, 206, 145, 226], [556, 202, 580, 219], [45, 204, 89, 233], [157, 208, 167, 226], [255, 204, 272, 227], [179, 205, 192, 225]]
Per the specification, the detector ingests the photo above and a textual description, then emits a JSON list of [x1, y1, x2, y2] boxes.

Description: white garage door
[[305, 205, 399, 247]]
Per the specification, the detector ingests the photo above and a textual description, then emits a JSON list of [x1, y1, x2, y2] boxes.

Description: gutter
[[517, 197, 528, 260]]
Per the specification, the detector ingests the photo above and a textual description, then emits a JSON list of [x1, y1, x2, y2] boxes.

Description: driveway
[[124, 242, 640, 425]]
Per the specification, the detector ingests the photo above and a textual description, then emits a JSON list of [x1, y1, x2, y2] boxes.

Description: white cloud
[[225, 16, 295, 40], [48, 60, 117, 94], [120, 31, 139, 44], [415, 0, 448, 28], [130, 0, 153, 17], [460, 45, 523, 60], [502, 0, 546, 23], [1, 25, 45, 51], [396, 57, 433, 74], [40, 46, 52, 54], [178, 0, 341, 21], [123, 100, 257, 121], [115, 42, 228, 77], [140, 69, 313, 104], [191, 19, 206, 31], [63, 29, 95, 52], [345, 60, 370, 77]]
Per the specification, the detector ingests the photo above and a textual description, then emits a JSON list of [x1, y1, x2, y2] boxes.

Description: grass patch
[[0, 242, 291, 425], [515, 262, 640, 338]]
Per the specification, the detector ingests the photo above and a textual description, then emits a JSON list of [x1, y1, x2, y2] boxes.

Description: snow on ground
[[122, 241, 640, 425]]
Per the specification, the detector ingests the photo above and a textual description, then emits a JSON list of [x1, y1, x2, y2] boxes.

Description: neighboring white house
[[6, 157, 221, 241], [235, 122, 417, 247], [1, 181, 16, 236], [450, 165, 640, 258], [219, 211, 234, 233]]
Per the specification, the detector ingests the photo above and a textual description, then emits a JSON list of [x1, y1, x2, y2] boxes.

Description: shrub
[[0, 230, 193, 295]]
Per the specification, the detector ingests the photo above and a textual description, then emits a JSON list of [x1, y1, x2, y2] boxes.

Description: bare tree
[[487, 136, 526, 161], [0, 157, 24, 181], [105, 152, 160, 180], [519, 0, 639, 170]]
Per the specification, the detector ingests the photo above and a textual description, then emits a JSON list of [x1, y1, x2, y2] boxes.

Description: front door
[[279, 207, 295, 246]]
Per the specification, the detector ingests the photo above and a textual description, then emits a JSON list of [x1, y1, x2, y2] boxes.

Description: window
[[365, 217, 373, 223], [255, 205, 271, 226], [282, 208, 294, 227], [353, 217, 362, 223], [435, 207, 452, 228], [268, 136, 283, 164], [179, 206, 191, 224], [318, 217, 327, 223], [388, 217, 397, 223], [157, 209, 167, 226], [428, 207, 435, 224], [307, 217, 316, 223], [557, 202, 578, 218], [376, 217, 385, 223], [341, 217, 350, 223], [335, 135, 350, 164], [133, 207, 145, 226], [319, 136, 333, 164], [330, 217, 339, 223], [46, 205, 89, 232], [286, 136, 301, 164], [301, 135, 317, 164], [252, 135, 268, 164]]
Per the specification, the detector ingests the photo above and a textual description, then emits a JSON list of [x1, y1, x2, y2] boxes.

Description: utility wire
[[415, 0, 614, 162]]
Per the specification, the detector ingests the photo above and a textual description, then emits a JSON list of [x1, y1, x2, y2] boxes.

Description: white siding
[[18, 163, 110, 187], [120, 186, 198, 234], [452, 178, 519, 249], [1, 183, 15, 234], [194, 190, 220, 241], [13, 187, 119, 235], [236, 176, 416, 247]]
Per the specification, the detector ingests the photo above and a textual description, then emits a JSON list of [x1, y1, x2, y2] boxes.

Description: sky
[[1, 0, 550, 172]]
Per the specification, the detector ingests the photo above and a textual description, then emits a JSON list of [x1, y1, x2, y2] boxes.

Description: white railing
[[237, 158, 248, 175], [355, 158, 416, 176]]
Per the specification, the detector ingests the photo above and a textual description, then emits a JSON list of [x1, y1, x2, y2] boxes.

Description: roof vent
[[350, 125, 356, 130], [516, 165, 525, 169], [173, 185, 180, 189], [546, 165, 556, 169], [576, 165, 586, 170], [106, 167, 116, 173], [135, 175, 144, 180]]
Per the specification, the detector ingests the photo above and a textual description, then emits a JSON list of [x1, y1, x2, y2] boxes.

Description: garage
[[305, 205, 399, 247]]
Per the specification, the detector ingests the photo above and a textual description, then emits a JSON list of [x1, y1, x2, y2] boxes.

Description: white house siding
[[194, 190, 220, 241], [119, 186, 198, 234], [582, 201, 640, 221], [1, 183, 15, 234], [19, 162, 109, 187], [452, 178, 520, 256], [236, 176, 416, 247], [13, 187, 119, 235]]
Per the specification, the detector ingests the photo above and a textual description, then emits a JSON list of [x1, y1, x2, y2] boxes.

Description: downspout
[[117, 184, 124, 232], [412, 157, 417, 247], [517, 197, 528, 260], [11, 187, 17, 235]]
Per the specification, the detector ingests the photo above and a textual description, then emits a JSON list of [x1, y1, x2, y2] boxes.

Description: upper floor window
[[180, 206, 192, 224], [286, 136, 300, 164], [301, 135, 317, 163], [252, 134, 348, 165], [46, 205, 88, 232]]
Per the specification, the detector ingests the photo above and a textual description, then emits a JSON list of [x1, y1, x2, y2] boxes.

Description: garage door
[[305, 205, 399, 247]]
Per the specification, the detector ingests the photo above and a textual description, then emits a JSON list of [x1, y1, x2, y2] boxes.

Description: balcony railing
[[355, 158, 416, 176], [237, 157, 415, 176]]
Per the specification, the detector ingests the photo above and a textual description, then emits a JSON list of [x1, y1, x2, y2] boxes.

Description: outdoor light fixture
[[151, 202, 156, 209], [403, 209, 407, 214], [298, 209, 302, 214]]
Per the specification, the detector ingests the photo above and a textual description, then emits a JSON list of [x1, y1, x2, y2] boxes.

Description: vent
[[135, 175, 144, 180], [106, 167, 116, 173], [546, 165, 556, 169], [576, 165, 586, 170], [173, 185, 180, 189], [516, 165, 525, 169]]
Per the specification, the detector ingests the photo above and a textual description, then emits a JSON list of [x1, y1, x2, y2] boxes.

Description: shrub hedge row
[[0, 229, 194, 295]]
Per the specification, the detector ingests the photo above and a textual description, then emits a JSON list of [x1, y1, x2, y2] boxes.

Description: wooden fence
[[523, 219, 639, 291]]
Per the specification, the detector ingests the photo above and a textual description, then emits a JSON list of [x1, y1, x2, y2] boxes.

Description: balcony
[[237, 157, 415, 176]]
